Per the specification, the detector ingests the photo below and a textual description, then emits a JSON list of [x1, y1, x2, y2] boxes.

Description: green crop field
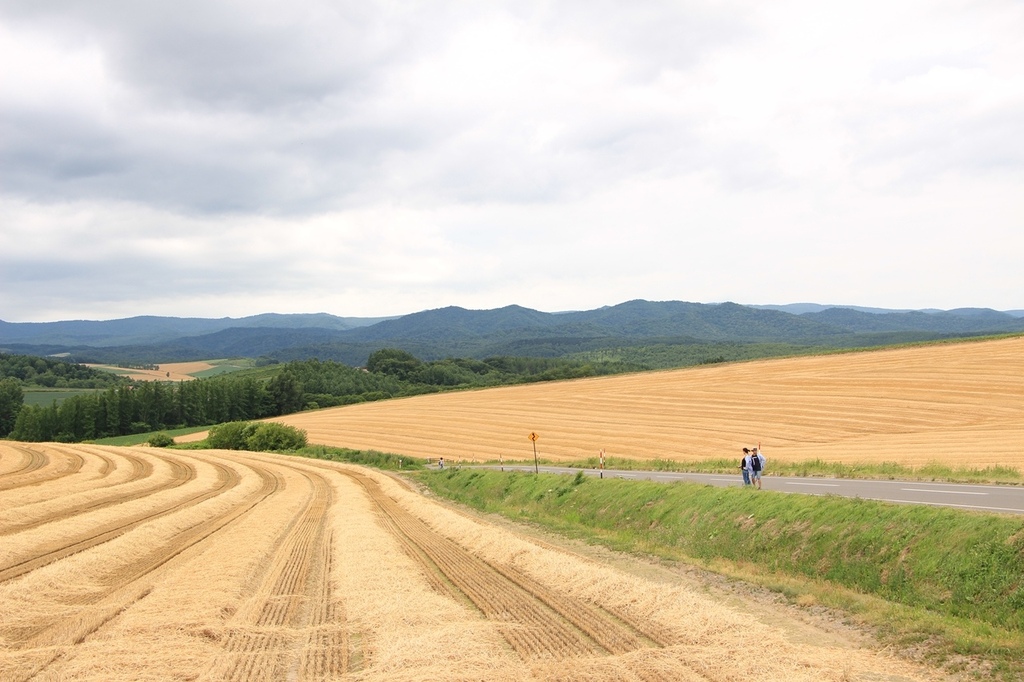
[[22, 388, 102, 407]]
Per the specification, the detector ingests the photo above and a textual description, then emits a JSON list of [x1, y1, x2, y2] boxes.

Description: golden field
[[86, 361, 217, 382], [0, 442, 945, 681], [269, 336, 1024, 469]]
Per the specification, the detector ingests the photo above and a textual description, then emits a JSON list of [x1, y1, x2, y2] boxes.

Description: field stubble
[[270, 336, 1024, 470], [86, 361, 216, 382], [0, 442, 949, 681]]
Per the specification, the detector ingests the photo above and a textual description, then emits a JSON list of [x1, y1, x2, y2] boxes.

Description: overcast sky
[[2, 0, 1022, 322]]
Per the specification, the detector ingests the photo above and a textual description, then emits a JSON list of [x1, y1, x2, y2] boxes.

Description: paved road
[[481, 465, 1024, 515]]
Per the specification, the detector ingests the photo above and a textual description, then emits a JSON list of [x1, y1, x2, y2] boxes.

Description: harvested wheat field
[[268, 336, 1024, 469], [0, 441, 946, 681], [86, 361, 217, 382]]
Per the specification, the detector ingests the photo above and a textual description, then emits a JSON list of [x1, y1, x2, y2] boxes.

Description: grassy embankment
[[416, 467, 1024, 680], [287, 445, 423, 469]]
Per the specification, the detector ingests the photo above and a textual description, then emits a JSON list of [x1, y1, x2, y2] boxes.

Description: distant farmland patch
[[87, 359, 252, 382]]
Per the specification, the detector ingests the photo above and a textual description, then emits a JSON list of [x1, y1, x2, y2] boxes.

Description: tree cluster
[[9, 375, 286, 442], [0, 353, 128, 389], [0, 378, 22, 437], [207, 421, 307, 451], [363, 349, 620, 386]]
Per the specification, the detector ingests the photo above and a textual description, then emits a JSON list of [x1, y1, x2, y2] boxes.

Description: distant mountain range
[[2, 301, 1022, 366], [0, 312, 393, 346]]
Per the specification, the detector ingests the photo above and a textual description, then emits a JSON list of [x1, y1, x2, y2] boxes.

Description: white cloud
[[0, 0, 1021, 321]]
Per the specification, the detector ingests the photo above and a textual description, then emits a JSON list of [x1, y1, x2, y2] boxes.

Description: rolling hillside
[[265, 335, 1024, 470]]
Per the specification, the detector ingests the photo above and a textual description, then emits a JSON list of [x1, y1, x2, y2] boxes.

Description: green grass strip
[[496, 455, 1023, 485], [289, 445, 423, 470], [90, 426, 211, 446]]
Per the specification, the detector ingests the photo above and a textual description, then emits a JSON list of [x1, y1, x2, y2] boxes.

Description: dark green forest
[[0, 353, 128, 388]]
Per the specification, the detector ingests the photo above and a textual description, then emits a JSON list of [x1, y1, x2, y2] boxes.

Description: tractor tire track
[[0, 454, 205, 582], [442, 504, 685, 650], [0, 450, 158, 536], [5, 455, 285, 682], [0, 445, 82, 492], [209, 465, 340, 682], [298, 529, 348, 680], [343, 469, 664, 663], [0, 444, 48, 479]]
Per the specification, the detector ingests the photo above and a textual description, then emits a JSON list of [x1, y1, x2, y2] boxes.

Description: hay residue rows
[[343, 465, 942, 682], [0, 444, 947, 680]]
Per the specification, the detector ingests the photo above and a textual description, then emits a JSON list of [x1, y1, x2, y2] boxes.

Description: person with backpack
[[740, 448, 751, 486], [750, 444, 765, 489]]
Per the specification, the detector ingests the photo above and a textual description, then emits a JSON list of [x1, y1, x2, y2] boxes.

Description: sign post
[[529, 432, 540, 474]]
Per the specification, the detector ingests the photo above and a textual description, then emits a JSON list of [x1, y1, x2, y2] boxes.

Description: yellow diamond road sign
[[529, 432, 539, 442]]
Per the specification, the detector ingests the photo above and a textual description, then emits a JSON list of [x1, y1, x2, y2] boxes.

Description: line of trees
[[0, 378, 22, 437], [5, 356, 419, 442], [0, 353, 128, 388], [9, 374, 301, 442], [4, 349, 637, 443]]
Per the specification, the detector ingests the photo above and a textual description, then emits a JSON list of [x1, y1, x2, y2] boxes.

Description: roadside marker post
[[599, 449, 605, 479], [529, 432, 540, 474]]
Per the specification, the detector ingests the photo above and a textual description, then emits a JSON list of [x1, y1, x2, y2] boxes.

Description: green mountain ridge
[[2, 300, 1023, 366], [0, 312, 394, 346]]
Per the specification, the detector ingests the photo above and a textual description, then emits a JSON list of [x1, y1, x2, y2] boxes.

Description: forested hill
[[2, 300, 1023, 365], [0, 313, 393, 347]]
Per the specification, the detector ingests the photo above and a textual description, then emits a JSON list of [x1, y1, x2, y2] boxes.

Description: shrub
[[205, 420, 307, 452], [245, 422, 307, 452], [148, 433, 175, 448], [207, 421, 255, 450]]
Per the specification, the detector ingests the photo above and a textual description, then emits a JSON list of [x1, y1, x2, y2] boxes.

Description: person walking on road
[[750, 444, 765, 489], [740, 448, 751, 486]]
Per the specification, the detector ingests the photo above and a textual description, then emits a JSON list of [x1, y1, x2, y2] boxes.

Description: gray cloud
[[1, 0, 1021, 321], [0, 1, 754, 215], [1, 0, 434, 107]]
